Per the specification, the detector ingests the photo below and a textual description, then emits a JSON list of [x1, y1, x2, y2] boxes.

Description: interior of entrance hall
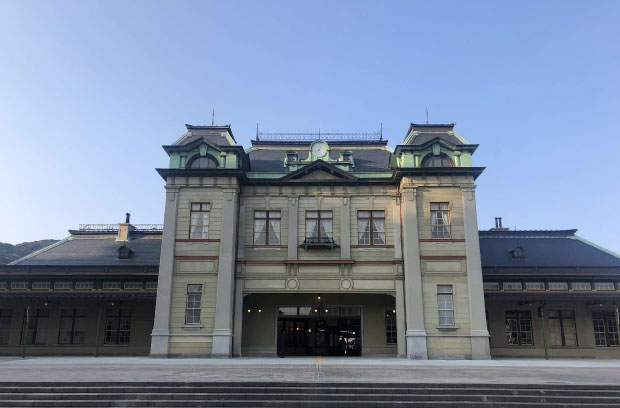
[[240, 293, 398, 357]]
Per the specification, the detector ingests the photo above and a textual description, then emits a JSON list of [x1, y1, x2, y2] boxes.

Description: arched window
[[422, 154, 453, 168], [188, 155, 218, 169]]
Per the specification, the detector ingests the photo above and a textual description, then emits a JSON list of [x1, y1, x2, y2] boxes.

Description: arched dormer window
[[188, 155, 218, 169], [422, 154, 454, 168]]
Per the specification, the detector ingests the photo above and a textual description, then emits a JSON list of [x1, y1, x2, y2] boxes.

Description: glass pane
[[358, 219, 370, 233], [191, 203, 201, 211], [358, 211, 370, 218], [254, 233, 266, 245], [373, 232, 385, 245], [187, 284, 202, 293], [306, 211, 318, 218], [358, 232, 370, 245], [201, 203, 211, 211], [440, 203, 449, 210], [268, 220, 281, 245], [437, 285, 453, 294], [372, 210, 385, 218], [269, 211, 281, 218], [373, 219, 385, 232], [255, 211, 267, 218], [430, 203, 439, 210], [320, 211, 332, 218], [305, 220, 318, 238], [254, 219, 267, 234], [548, 319, 563, 346], [320, 220, 332, 238]]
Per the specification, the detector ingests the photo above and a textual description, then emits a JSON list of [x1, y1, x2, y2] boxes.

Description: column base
[[470, 329, 491, 360], [211, 329, 233, 358], [150, 330, 170, 357], [405, 330, 428, 359]]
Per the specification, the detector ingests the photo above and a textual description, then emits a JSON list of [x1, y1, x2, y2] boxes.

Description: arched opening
[[188, 155, 218, 169], [422, 154, 453, 168]]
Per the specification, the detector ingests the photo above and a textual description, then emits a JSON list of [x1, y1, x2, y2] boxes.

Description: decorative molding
[[174, 256, 219, 260], [176, 239, 220, 243]]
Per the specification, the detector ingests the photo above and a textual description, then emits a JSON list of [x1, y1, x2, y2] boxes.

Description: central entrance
[[277, 305, 362, 356]]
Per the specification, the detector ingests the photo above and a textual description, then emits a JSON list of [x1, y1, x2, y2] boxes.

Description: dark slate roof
[[175, 125, 236, 147], [409, 132, 463, 146], [248, 148, 392, 172], [12, 236, 162, 266], [479, 230, 620, 268]]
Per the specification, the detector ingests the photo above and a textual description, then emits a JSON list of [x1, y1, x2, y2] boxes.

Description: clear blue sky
[[1, 1, 619, 253]]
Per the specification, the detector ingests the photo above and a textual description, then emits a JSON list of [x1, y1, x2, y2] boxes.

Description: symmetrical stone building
[[0, 122, 619, 359]]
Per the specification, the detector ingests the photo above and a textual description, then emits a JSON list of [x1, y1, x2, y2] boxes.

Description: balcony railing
[[299, 236, 340, 250]]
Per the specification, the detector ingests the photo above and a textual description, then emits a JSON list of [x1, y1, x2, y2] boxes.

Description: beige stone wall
[[0, 299, 154, 356], [488, 299, 620, 358]]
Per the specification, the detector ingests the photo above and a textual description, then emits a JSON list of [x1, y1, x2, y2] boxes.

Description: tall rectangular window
[[104, 310, 131, 344], [190, 203, 211, 239], [185, 284, 203, 325], [593, 311, 619, 346], [430, 202, 451, 239], [437, 285, 454, 325], [505, 310, 533, 345], [358, 210, 386, 245], [21, 309, 49, 345], [0, 310, 12, 345], [253, 211, 281, 245], [548, 310, 577, 346], [385, 308, 397, 344], [305, 211, 333, 243], [58, 309, 86, 345]]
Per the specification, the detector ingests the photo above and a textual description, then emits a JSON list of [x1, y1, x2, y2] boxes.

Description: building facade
[[0, 122, 618, 359]]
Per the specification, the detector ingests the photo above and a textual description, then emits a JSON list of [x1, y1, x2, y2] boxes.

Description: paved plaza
[[1, 357, 620, 385]]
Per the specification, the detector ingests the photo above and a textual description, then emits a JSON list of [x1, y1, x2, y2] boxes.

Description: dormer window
[[422, 154, 453, 168], [342, 151, 352, 162], [117, 245, 133, 260], [188, 155, 218, 169], [510, 246, 526, 261], [286, 151, 298, 163]]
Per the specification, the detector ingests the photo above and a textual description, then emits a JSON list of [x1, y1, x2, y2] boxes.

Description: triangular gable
[[163, 137, 222, 154], [282, 160, 357, 181]]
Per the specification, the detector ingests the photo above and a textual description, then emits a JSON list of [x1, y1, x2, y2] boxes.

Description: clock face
[[312, 142, 327, 158]]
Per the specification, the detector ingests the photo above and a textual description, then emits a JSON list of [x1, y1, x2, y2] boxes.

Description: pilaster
[[212, 187, 239, 357], [340, 197, 351, 259], [462, 186, 491, 359], [395, 279, 407, 357], [232, 279, 244, 357], [401, 187, 428, 359], [287, 197, 298, 259], [150, 186, 179, 357]]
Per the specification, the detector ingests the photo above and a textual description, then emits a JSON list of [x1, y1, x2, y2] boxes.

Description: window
[[422, 154, 453, 168], [483, 282, 500, 290], [185, 284, 202, 325], [595, 282, 615, 291], [31, 282, 50, 290], [253, 211, 281, 245], [286, 151, 298, 163], [104, 310, 131, 344], [190, 203, 210, 239], [437, 285, 454, 325], [21, 309, 49, 345], [547, 310, 577, 347], [503, 282, 523, 291], [58, 309, 86, 345], [189, 155, 218, 169], [385, 308, 397, 344], [124, 282, 142, 290], [571, 282, 591, 291], [146, 281, 158, 290], [305, 211, 333, 243], [357, 210, 386, 245], [11, 282, 28, 290], [0, 282, 6, 291], [593, 311, 619, 346], [54, 282, 72, 290], [0, 310, 12, 345], [505, 310, 533, 345], [548, 282, 568, 291], [430, 203, 451, 239], [526, 282, 545, 291], [75, 281, 94, 290], [103, 282, 121, 290]]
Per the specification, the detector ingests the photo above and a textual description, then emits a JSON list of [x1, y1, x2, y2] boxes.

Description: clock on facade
[[311, 141, 329, 159]]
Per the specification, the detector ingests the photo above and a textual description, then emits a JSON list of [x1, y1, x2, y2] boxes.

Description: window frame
[[104, 309, 132, 345], [385, 308, 397, 344], [189, 202, 211, 239], [422, 154, 454, 168], [437, 284, 455, 326], [505, 310, 533, 346], [593, 311, 619, 347], [305, 210, 334, 243], [21, 308, 49, 345], [185, 284, 203, 325], [547, 310, 578, 347], [357, 210, 386, 246], [253, 210, 282, 246], [187, 155, 218, 169], [58, 308, 86, 345], [430, 202, 451, 239], [0, 309, 12, 345]]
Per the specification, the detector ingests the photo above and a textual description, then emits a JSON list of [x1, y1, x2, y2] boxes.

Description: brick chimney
[[489, 217, 510, 231], [116, 212, 135, 241]]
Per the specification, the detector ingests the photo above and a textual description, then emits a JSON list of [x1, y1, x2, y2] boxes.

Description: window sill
[[181, 324, 203, 330], [436, 324, 460, 331]]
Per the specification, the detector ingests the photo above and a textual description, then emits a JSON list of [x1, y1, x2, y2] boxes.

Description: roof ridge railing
[[79, 224, 164, 231], [256, 131, 382, 142]]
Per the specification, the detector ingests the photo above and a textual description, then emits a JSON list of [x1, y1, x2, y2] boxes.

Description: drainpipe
[[538, 302, 549, 360], [615, 306, 620, 347], [21, 305, 30, 359], [94, 302, 102, 357]]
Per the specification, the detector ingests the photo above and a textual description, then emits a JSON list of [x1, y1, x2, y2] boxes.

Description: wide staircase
[[0, 382, 619, 407]]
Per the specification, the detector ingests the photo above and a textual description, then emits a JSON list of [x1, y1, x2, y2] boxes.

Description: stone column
[[232, 278, 244, 357], [462, 186, 491, 359], [212, 187, 239, 357], [287, 197, 298, 259], [401, 186, 428, 359], [395, 279, 407, 357], [340, 197, 351, 259], [150, 186, 179, 357]]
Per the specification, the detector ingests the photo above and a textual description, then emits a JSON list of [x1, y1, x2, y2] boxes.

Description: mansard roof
[[479, 229, 620, 269], [403, 123, 473, 147]]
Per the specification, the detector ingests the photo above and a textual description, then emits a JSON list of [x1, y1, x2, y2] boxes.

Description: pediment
[[282, 160, 357, 182]]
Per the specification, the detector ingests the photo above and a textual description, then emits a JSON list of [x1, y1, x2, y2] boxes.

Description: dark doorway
[[277, 316, 361, 356]]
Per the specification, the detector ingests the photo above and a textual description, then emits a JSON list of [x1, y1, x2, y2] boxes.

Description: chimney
[[490, 216, 510, 231], [116, 212, 135, 242]]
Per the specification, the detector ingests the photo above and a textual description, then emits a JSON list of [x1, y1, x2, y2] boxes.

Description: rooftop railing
[[78, 224, 164, 231], [256, 131, 382, 142]]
